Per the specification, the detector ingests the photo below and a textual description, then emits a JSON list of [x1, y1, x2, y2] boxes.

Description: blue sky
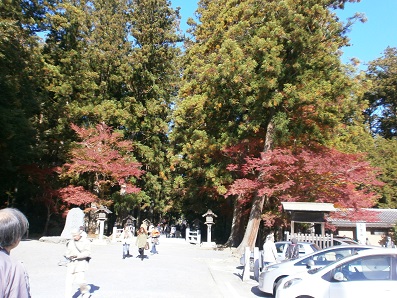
[[171, 0, 397, 67]]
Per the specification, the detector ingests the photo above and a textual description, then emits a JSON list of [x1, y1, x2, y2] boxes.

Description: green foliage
[[364, 47, 397, 138], [0, 0, 45, 206], [170, 0, 365, 221], [41, 0, 182, 220], [367, 137, 397, 208]]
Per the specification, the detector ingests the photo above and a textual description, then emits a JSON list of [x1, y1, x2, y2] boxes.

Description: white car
[[258, 244, 372, 295], [240, 241, 319, 268], [276, 248, 397, 298], [275, 241, 320, 262], [333, 236, 359, 246]]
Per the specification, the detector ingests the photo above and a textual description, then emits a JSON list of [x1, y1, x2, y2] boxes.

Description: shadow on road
[[251, 285, 273, 297]]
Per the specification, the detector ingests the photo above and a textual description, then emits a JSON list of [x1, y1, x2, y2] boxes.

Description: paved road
[[12, 237, 271, 298]]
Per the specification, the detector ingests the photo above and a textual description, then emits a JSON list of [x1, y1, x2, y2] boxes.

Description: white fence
[[185, 228, 201, 245], [284, 232, 334, 249]]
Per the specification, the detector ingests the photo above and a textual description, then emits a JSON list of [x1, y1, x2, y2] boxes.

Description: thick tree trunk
[[235, 120, 274, 255], [235, 194, 266, 254]]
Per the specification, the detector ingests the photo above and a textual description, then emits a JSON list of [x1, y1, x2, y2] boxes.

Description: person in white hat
[[64, 228, 91, 297], [262, 234, 278, 266]]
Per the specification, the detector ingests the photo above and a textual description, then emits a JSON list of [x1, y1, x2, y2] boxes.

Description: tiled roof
[[282, 202, 336, 212], [328, 208, 397, 228]]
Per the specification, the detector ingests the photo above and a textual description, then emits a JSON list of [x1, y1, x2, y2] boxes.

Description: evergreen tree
[[364, 47, 397, 138], [0, 0, 45, 207], [171, 0, 367, 249], [362, 48, 397, 209], [126, 0, 183, 222], [41, 0, 182, 222], [367, 137, 397, 209]]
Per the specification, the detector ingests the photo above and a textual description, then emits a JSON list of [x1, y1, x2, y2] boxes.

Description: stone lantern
[[123, 215, 136, 234], [94, 205, 112, 243], [202, 209, 217, 247]]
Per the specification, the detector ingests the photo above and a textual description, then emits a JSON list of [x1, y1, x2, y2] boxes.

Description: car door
[[327, 255, 397, 298], [276, 242, 288, 261]]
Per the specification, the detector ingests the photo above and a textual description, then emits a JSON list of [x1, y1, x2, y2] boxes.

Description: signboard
[[356, 222, 367, 244]]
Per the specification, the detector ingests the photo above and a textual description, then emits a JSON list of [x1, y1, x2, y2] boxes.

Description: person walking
[[64, 228, 92, 298], [285, 237, 300, 260], [262, 234, 278, 266], [164, 224, 171, 238], [120, 225, 133, 259], [0, 208, 31, 298], [384, 235, 396, 248], [150, 227, 160, 254], [136, 227, 148, 261]]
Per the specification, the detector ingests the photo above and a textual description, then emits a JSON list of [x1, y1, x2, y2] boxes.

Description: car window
[[295, 247, 369, 267], [276, 243, 286, 254], [298, 244, 307, 254], [334, 239, 357, 245], [324, 255, 392, 282]]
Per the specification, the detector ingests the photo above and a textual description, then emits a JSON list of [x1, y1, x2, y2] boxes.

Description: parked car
[[258, 244, 373, 295], [333, 236, 359, 246], [276, 248, 397, 298], [240, 241, 319, 268], [275, 241, 320, 262]]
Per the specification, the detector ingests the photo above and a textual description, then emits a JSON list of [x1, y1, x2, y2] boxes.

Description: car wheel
[[273, 276, 287, 296]]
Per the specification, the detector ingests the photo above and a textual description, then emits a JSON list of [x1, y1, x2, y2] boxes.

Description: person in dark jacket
[[285, 238, 300, 260]]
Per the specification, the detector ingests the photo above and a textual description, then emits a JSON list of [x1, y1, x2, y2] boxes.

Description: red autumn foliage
[[57, 185, 98, 205], [57, 123, 143, 205], [226, 145, 384, 224], [21, 164, 60, 210]]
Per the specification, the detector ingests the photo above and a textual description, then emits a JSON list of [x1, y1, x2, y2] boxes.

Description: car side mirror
[[306, 259, 315, 269], [333, 272, 345, 281]]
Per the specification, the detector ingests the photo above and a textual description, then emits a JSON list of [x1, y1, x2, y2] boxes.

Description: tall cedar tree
[[42, 0, 182, 221], [126, 0, 183, 220], [0, 0, 46, 208], [364, 47, 397, 139], [41, 0, 133, 163], [360, 48, 397, 209], [171, 0, 369, 249], [367, 137, 397, 209]]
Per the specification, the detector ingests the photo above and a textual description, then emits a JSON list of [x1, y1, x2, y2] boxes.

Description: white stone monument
[[60, 208, 85, 239]]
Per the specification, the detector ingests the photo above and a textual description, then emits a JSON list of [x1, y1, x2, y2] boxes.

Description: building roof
[[328, 208, 397, 228], [281, 202, 336, 212]]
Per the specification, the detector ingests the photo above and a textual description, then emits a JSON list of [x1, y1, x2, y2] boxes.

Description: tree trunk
[[235, 120, 274, 255], [235, 194, 266, 254], [224, 196, 244, 247], [42, 204, 52, 236]]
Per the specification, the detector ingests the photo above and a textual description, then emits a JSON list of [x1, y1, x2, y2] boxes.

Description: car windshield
[[310, 243, 321, 251], [322, 255, 392, 281], [296, 247, 369, 270], [339, 240, 358, 245]]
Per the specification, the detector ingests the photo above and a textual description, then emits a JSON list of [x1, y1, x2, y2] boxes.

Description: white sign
[[356, 222, 367, 244]]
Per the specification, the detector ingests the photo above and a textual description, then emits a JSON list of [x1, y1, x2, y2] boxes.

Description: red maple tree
[[226, 145, 384, 225], [57, 123, 143, 206]]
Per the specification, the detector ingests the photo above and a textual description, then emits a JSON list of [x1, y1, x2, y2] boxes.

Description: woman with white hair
[[0, 207, 31, 297], [262, 233, 278, 267]]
